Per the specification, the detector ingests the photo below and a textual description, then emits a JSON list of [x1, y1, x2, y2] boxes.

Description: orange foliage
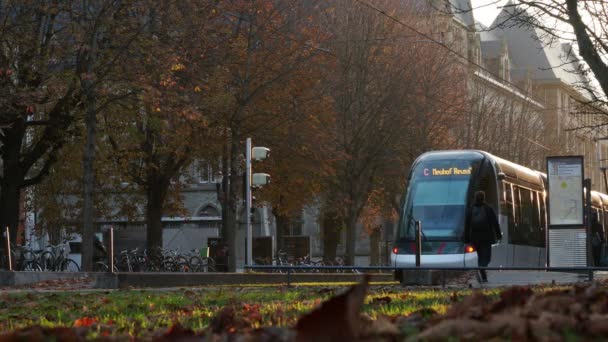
[[73, 317, 98, 328]]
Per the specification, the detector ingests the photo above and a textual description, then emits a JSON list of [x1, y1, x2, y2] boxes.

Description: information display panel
[[547, 156, 584, 226]]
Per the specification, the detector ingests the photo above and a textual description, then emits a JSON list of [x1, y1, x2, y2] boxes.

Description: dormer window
[[502, 56, 510, 81], [198, 205, 220, 218]]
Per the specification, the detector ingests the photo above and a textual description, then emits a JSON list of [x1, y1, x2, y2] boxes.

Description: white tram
[[391, 150, 608, 277]]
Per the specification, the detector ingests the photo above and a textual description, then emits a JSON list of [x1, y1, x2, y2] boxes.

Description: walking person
[[465, 190, 502, 283], [591, 212, 604, 266]]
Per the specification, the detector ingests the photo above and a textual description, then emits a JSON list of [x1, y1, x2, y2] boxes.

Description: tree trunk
[[81, 80, 97, 272], [345, 212, 357, 266], [0, 122, 25, 247], [321, 212, 340, 264], [369, 226, 381, 266], [275, 211, 289, 252], [146, 177, 167, 253], [0, 177, 21, 246], [224, 135, 241, 272]]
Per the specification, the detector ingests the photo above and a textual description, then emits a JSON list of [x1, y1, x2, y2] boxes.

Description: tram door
[[502, 182, 515, 266], [474, 161, 507, 267]]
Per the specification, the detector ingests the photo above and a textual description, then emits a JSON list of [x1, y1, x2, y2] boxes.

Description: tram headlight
[[465, 244, 476, 253]]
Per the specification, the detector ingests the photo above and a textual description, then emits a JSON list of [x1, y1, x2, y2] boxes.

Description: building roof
[[449, 0, 475, 27], [480, 40, 502, 59], [486, 4, 592, 96]]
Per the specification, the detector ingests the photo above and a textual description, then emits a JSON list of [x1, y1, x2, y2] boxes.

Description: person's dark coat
[[465, 203, 502, 244]]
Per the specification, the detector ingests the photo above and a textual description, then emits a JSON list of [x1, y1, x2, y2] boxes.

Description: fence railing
[[244, 265, 608, 287]]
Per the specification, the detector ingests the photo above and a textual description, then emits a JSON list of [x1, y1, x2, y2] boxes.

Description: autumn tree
[[319, 0, 465, 265], [494, 0, 608, 102], [211, 0, 331, 271], [28, 136, 119, 245], [76, 0, 153, 271], [102, 0, 224, 255], [0, 1, 87, 247], [455, 74, 547, 168], [255, 79, 335, 252]]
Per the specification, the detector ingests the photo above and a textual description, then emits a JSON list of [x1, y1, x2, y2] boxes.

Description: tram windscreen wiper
[[409, 215, 427, 241]]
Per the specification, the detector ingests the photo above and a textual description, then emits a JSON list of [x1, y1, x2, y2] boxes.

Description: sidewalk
[[470, 270, 593, 288]]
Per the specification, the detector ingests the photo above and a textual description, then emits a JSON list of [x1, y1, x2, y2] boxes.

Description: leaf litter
[[2, 278, 608, 340]]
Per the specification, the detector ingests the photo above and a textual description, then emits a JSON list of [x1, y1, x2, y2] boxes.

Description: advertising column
[[546, 156, 586, 267]]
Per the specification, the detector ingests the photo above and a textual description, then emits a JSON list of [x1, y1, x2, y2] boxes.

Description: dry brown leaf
[[296, 274, 370, 342], [443, 291, 491, 320], [415, 318, 492, 341], [585, 314, 608, 336], [490, 286, 533, 313], [523, 294, 577, 317]]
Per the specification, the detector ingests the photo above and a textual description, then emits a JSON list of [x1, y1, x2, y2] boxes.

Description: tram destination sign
[[421, 166, 472, 177], [547, 156, 584, 226]]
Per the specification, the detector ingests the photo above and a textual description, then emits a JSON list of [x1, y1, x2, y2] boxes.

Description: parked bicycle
[[39, 242, 80, 272]]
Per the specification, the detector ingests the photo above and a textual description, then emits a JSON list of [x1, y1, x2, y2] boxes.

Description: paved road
[[470, 270, 601, 288]]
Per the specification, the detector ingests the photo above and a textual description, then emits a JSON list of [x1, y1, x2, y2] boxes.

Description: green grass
[[0, 284, 502, 338]]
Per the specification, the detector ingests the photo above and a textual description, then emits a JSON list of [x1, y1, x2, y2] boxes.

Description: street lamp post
[[246, 138, 253, 266], [245, 138, 270, 266]]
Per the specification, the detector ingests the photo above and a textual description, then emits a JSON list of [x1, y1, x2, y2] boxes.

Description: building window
[[196, 204, 222, 229], [198, 205, 220, 217], [289, 218, 303, 236], [196, 221, 221, 229], [190, 160, 221, 184], [162, 221, 182, 229]]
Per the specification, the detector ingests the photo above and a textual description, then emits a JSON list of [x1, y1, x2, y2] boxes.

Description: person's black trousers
[[474, 242, 492, 281]]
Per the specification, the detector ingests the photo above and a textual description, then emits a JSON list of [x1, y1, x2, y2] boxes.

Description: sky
[[470, 0, 509, 27]]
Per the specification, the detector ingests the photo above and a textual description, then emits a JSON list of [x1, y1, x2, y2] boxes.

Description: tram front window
[[401, 179, 468, 240], [397, 155, 481, 245]]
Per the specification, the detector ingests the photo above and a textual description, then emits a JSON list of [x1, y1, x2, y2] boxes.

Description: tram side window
[[538, 192, 547, 247], [603, 210, 608, 242], [513, 187, 534, 245], [594, 208, 604, 240], [511, 186, 522, 244], [531, 191, 543, 247], [504, 183, 516, 244]]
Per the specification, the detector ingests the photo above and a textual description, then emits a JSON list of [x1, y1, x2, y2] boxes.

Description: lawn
[[1, 280, 603, 341], [0, 283, 500, 339]]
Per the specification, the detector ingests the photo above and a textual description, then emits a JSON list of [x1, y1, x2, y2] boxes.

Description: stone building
[[25, 0, 607, 268]]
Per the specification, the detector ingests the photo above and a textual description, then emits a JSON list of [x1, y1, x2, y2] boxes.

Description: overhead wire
[[354, 0, 608, 143], [213, 0, 601, 151]]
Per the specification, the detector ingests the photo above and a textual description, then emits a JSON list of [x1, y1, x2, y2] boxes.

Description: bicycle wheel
[[206, 257, 216, 272], [163, 260, 176, 272], [40, 251, 55, 271], [62, 259, 80, 272], [22, 260, 42, 272], [94, 261, 109, 272], [21, 250, 36, 263], [176, 262, 190, 272], [189, 256, 203, 272]]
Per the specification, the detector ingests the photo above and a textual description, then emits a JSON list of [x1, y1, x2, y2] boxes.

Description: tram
[[391, 150, 608, 278]]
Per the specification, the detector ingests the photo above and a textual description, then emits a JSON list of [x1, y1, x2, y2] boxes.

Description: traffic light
[[252, 147, 270, 161], [252, 173, 270, 187]]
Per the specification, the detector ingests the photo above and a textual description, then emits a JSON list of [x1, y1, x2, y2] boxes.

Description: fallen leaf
[[296, 274, 370, 342]]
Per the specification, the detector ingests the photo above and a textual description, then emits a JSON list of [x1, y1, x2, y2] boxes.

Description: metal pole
[[602, 168, 608, 197], [415, 220, 422, 267], [246, 138, 252, 267], [5, 227, 11, 271], [109, 227, 114, 273], [585, 178, 592, 267]]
